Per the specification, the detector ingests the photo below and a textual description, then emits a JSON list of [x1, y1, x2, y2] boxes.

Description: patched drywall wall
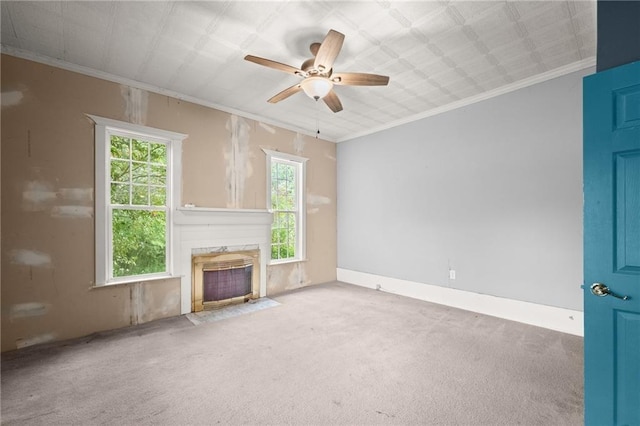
[[1, 54, 337, 352]]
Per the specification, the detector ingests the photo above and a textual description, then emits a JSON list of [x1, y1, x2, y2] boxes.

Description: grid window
[[109, 136, 168, 277], [265, 150, 307, 263], [91, 115, 186, 286]]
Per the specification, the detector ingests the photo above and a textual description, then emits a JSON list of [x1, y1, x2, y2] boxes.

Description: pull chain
[[315, 98, 320, 139]]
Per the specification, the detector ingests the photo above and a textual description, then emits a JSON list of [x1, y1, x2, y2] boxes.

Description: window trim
[[262, 149, 308, 265], [88, 115, 187, 286]]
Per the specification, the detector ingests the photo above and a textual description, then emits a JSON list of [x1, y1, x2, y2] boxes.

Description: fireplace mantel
[[175, 207, 273, 225], [173, 207, 273, 314]]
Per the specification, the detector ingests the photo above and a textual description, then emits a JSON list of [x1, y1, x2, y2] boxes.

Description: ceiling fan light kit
[[300, 76, 333, 100], [244, 29, 389, 113]]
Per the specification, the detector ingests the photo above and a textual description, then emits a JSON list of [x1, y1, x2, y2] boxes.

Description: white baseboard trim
[[337, 268, 583, 337]]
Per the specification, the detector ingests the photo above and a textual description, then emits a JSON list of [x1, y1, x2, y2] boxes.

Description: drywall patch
[[225, 115, 252, 208], [289, 262, 310, 288], [51, 206, 93, 218], [16, 333, 56, 349], [160, 287, 181, 316], [53, 188, 93, 218], [294, 133, 306, 155], [1, 90, 24, 107], [22, 180, 57, 211], [121, 86, 148, 125], [59, 188, 93, 203], [10, 303, 50, 320], [130, 282, 144, 325], [307, 193, 331, 206], [11, 249, 51, 267], [259, 122, 276, 134]]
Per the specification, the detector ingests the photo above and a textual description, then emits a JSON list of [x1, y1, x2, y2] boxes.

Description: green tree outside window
[[110, 136, 167, 277]]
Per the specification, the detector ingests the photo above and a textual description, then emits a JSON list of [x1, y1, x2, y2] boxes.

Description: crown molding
[[2, 45, 594, 144], [337, 57, 596, 142]]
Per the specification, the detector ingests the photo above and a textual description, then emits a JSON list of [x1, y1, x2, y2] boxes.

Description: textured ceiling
[[1, 1, 596, 142]]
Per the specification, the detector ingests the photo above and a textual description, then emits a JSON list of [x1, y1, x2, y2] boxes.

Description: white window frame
[[89, 115, 186, 286], [263, 149, 308, 264]]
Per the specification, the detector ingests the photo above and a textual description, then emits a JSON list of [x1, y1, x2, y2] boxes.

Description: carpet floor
[[1, 281, 583, 425]]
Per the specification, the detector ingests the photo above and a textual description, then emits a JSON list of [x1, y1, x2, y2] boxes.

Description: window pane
[[150, 186, 166, 206], [285, 213, 296, 258], [277, 180, 292, 210], [112, 209, 166, 277], [270, 158, 301, 261], [110, 160, 130, 183], [149, 164, 166, 185], [131, 139, 149, 161], [273, 162, 296, 210], [111, 183, 129, 204], [131, 162, 149, 184], [286, 165, 295, 183], [284, 245, 294, 259], [111, 136, 129, 159], [149, 143, 166, 165], [132, 184, 148, 205]]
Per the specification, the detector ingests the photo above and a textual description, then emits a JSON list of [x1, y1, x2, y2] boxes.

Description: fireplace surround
[[174, 207, 272, 314]]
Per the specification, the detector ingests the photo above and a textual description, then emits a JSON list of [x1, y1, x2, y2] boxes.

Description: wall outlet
[[449, 270, 456, 280]]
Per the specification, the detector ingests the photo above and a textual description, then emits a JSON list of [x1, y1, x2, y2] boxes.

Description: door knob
[[590, 283, 629, 300]]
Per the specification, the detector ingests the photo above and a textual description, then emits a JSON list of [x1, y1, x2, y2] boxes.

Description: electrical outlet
[[449, 270, 456, 280]]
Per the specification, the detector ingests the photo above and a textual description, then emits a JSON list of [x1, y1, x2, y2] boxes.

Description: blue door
[[584, 60, 640, 426]]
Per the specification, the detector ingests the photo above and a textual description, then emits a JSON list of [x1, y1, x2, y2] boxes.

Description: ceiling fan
[[244, 29, 389, 113]]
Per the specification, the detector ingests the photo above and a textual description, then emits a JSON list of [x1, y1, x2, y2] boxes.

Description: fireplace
[[174, 207, 272, 314], [192, 249, 260, 311]]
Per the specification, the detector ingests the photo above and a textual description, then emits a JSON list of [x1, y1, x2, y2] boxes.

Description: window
[[90, 115, 186, 285], [263, 149, 307, 263]]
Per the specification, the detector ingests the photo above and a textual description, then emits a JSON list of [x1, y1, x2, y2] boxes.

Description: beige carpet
[[1, 281, 583, 425]]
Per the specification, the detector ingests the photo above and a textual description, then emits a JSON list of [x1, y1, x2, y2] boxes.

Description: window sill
[[91, 274, 178, 289], [268, 258, 308, 266]]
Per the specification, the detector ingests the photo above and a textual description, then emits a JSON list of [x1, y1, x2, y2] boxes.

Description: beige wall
[[1, 55, 337, 352]]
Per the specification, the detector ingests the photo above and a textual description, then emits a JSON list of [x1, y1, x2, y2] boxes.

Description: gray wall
[[337, 68, 593, 311]]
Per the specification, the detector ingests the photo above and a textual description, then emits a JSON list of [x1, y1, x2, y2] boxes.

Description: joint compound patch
[[16, 333, 56, 349], [11, 249, 51, 267], [23, 181, 57, 211], [1, 90, 24, 107], [58, 188, 93, 203], [10, 303, 50, 320], [225, 115, 251, 208], [259, 122, 276, 134], [307, 193, 331, 206], [121, 86, 148, 125], [294, 133, 306, 155], [325, 153, 337, 161], [51, 205, 93, 218]]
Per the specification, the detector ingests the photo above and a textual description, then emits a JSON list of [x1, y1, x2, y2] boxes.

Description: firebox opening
[[192, 250, 260, 312]]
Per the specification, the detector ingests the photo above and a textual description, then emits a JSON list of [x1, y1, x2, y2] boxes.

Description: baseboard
[[336, 268, 583, 336]]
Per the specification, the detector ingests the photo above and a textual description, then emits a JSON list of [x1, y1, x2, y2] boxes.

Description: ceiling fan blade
[[323, 89, 343, 113], [268, 84, 303, 103], [244, 55, 303, 76], [331, 72, 390, 86], [314, 29, 345, 72]]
